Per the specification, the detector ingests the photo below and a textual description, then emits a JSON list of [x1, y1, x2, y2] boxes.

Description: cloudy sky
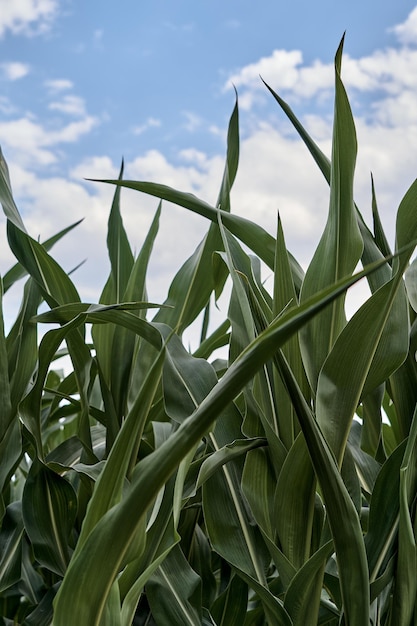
[[1, 0, 417, 332]]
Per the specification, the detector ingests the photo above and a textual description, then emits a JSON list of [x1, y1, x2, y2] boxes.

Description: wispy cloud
[[132, 117, 161, 135], [182, 111, 203, 132], [0, 0, 58, 38], [49, 95, 87, 117], [44, 79, 74, 93], [0, 62, 30, 81]]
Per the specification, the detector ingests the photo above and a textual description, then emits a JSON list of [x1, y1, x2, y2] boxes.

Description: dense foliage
[[1, 38, 417, 626]]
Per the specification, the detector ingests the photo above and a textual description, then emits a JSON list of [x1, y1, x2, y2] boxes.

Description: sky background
[[1, 0, 417, 338]]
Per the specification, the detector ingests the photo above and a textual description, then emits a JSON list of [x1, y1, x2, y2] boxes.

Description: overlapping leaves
[[0, 37, 416, 626]]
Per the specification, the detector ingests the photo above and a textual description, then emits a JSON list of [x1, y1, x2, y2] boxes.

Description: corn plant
[[0, 36, 417, 625]]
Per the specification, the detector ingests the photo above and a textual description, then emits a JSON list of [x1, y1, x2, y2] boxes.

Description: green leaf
[[274, 434, 316, 569], [0, 147, 28, 231], [241, 447, 275, 541], [147, 545, 202, 626], [273, 349, 370, 626], [0, 502, 24, 592], [107, 204, 162, 422], [101, 581, 122, 626], [273, 214, 307, 449], [52, 260, 386, 626], [203, 435, 269, 587], [404, 256, 417, 312], [6, 221, 80, 308], [316, 277, 408, 464], [360, 385, 384, 458], [262, 77, 330, 183], [23, 583, 60, 626], [0, 421, 22, 512], [106, 160, 134, 302], [389, 405, 417, 625], [284, 540, 334, 626], [75, 342, 165, 550], [2, 219, 83, 294], [22, 461, 77, 576], [192, 319, 230, 360], [6, 278, 41, 416], [151, 99, 239, 334], [0, 149, 81, 309], [316, 178, 417, 465], [197, 438, 267, 492], [19, 314, 87, 460], [119, 476, 180, 625], [162, 331, 218, 423], [299, 36, 363, 392], [92, 171, 159, 424], [366, 441, 405, 586], [92, 178, 304, 294], [216, 91, 239, 215], [0, 278, 12, 442], [371, 174, 391, 259], [347, 421, 381, 495], [210, 574, 248, 626]]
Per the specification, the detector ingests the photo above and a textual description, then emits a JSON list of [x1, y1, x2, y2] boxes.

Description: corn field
[[0, 37, 417, 626]]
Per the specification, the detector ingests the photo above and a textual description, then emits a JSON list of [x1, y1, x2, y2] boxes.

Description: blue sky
[[2, 1, 415, 166], [1, 0, 417, 330]]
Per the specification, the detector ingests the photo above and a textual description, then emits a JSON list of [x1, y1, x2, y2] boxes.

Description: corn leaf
[[52, 260, 385, 625], [210, 574, 248, 626], [22, 461, 77, 576], [389, 405, 417, 625], [0, 502, 24, 592], [146, 545, 202, 626], [299, 36, 363, 392], [92, 177, 304, 293]]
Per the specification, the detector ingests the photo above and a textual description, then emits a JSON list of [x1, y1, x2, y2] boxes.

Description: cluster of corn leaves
[[1, 39, 417, 626]]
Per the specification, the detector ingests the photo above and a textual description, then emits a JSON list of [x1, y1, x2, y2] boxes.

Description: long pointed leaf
[[299, 36, 363, 391], [52, 259, 387, 625]]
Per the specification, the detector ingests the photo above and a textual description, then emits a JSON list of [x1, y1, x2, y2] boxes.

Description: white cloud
[[391, 6, 417, 45], [226, 49, 304, 93], [0, 86, 413, 339], [0, 148, 221, 315], [49, 95, 87, 117], [49, 117, 99, 143], [178, 148, 209, 167], [69, 156, 118, 181], [0, 117, 58, 165], [182, 111, 204, 132], [0, 78, 99, 166], [1, 62, 30, 80], [44, 79, 74, 93], [0, 115, 99, 166], [223, 11, 417, 114], [0, 0, 58, 38], [4, 5, 417, 336], [224, 49, 335, 108], [132, 117, 161, 136], [127, 148, 223, 199]]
